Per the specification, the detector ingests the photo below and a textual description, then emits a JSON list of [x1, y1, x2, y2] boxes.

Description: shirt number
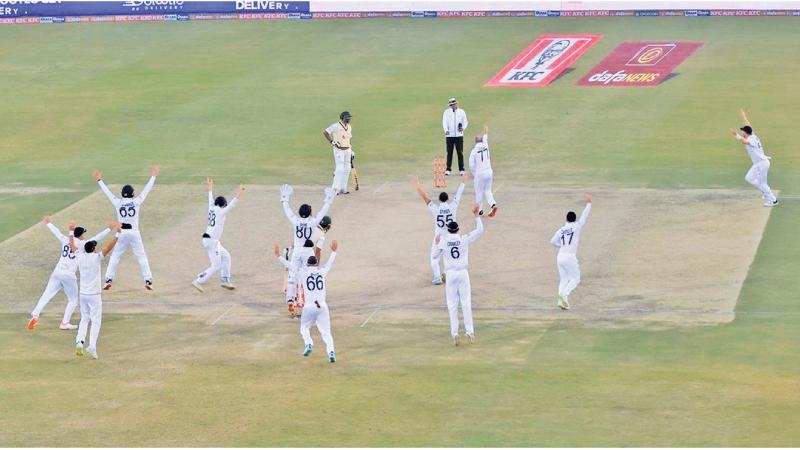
[[450, 246, 461, 259], [306, 274, 324, 291], [62, 245, 76, 259], [295, 226, 312, 239], [119, 206, 136, 218], [436, 214, 453, 228], [561, 232, 574, 246], [208, 211, 216, 227]]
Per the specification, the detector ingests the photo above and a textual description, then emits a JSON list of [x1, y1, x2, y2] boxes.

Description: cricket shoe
[[453, 334, 460, 346], [103, 279, 113, 291], [75, 342, 84, 357], [445, 170, 452, 176], [459, 171, 464, 176], [466, 333, 475, 344], [557, 295, 570, 310], [432, 277, 442, 285], [88, 348, 98, 360], [303, 344, 313, 357], [220, 280, 236, 290], [328, 351, 336, 363], [488, 204, 498, 218], [27, 316, 38, 331], [144, 280, 154, 291], [764, 199, 779, 207], [59, 322, 77, 330], [191, 281, 204, 293], [478, 209, 484, 216]]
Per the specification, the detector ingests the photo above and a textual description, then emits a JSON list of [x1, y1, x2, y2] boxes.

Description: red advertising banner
[[577, 41, 703, 86], [485, 34, 602, 87]]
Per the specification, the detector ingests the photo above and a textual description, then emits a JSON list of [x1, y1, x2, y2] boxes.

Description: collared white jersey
[[298, 252, 337, 307], [205, 193, 238, 241], [282, 197, 333, 249], [427, 183, 465, 238], [47, 223, 79, 276], [326, 121, 353, 149], [98, 176, 156, 230], [436, 218, 483, 271], [78, 252, 105, 295], [442, 108, 468, 137], [745, 134, 769, 164], [469, 134, 492, 174], [550, 203, 592, 256]]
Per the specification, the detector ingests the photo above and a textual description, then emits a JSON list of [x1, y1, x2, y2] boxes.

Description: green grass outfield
[[1, 17, 800, 446]]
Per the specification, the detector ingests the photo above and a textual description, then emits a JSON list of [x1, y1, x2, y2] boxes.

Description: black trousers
[[445, 136, 464, 172]]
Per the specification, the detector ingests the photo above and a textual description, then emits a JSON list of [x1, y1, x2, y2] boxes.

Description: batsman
[[323, 111, 358, 194]]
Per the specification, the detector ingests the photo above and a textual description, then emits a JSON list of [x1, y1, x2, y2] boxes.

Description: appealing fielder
[[297, 240, 339, 363], [28, 217, 110, 331], [280, 184, 335, 315], [93, 165, 159, 290], [730, 109, 779, 207], [71, 221, 121, 360], [275, 239, 316, 318], [549, 194, 592, 310], [277, 216, 332, 317], [433, 206, 484, 346], [412, 173, 466, 285], [323, 111, 354, 195], [469, 124, 498, 217], [192, 179, 245, 292]]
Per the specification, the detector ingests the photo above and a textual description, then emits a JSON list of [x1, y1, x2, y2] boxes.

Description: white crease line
[[210, 305, 236, 326], [494, 183, 504, 194], [372, 182, 388, 195], [360, 307, 382, 327]]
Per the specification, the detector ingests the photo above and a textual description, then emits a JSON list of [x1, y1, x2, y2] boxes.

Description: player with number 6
[[412, 172, 466, 285], [550, 194, 592, 310], [192, 178, 244, 292], [93, 165, 159, 291]]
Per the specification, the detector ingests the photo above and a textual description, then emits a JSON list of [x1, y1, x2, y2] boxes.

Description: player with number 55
[[550, 194, 592, 310], [94, 165, 159, 291]]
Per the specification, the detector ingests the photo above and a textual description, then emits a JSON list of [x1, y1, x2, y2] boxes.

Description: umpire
[[442, 98, 469, 175]]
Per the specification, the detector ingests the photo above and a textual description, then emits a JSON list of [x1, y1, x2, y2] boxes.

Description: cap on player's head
[[214, 196, 227, 208], [740, 125, 753, 135], [84, 240, 97, 253], [448, 98, 457, 107], [447, 221, 459, 233], [319, 215, 332, 232], [121, 184, 135, 198], [566, 211, 577, 223], [74, 227, 86, 239], [307, 255, 318, 266], [299, 204, 312, 218], [439, 192, 449, 202], [303, 239, 314, 248], [340, 111, 352, 122]]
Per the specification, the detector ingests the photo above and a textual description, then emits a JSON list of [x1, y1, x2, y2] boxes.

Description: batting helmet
[[319, 216, 332, 231], [299, 204, 312, 218], [340, 111, 352, 121]]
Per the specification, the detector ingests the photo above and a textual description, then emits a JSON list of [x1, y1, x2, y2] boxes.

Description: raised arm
[[280, 184, 298, 224], [94, 170, 118, 204], [321, 241, 338, 275], [43, 216, 66, 242], [68, 222, 78, 252], [730, 128, 750, 145], [101, 222, 122, 257], [222, 185, 245, 215], [483, 124, 489, 146], [466, 217, 484, 244], [274, 244, 292, 270], [454, 173, 467, 205], [207, 177, 214, 209], [411, 176, 432, 204], [136, 165, 159, 203], [740, 108, 751, 127], [578, 194, 592, 227], [88, 227, 111, 242], [312, 187, 336, 225]]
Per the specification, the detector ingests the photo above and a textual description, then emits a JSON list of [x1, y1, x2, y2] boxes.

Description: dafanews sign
[[485, 34, 602, 87], [577, 41, 702, 86]]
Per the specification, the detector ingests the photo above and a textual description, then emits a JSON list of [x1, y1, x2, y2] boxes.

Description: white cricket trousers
[[430, 239, 443, 281], [285, 250, 304, 303], [473, 170, 496, 211], [331, 148, 352, 193], [557, 253, 581, 298], [76, 293, 102, 352], [444, 269, 473, 337], [31, 271, 79, 324], [195, 237, 231, 285], [104, 229, 152, 281], [745, 160, 777, 203], [300, 301, 334, 354]]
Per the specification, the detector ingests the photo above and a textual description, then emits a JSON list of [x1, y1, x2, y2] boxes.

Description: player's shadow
[[660, 73, 681, 84], [552, 68, 575, 83]]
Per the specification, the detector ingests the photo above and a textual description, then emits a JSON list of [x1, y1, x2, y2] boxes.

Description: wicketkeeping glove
[[280, 184, 293, 202]]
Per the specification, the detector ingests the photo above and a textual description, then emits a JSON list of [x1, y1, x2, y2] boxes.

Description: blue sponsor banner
[[697, 9, 711, 16], [423, 10, 437, 17], [546, 10, 560, 17], [0, 1, 309, 18], [410, 11, 424, 17]]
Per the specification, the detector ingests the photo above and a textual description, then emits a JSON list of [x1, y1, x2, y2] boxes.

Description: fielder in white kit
[[297, 240, 339, 363], [549, 194, 592, 310], [71, 221, 121, 360], [279, 184, 335, 315], [412, 173, 466, 285], [730, 109, 779, 207], [433, 206, 484, 346], [274, 239, 316, 318], [94, 165, 159, 290], [323, 111, 354, 195], [28, 217, 110, 331], [469, 124, 498, 217], [192, 178, 245, 292]]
